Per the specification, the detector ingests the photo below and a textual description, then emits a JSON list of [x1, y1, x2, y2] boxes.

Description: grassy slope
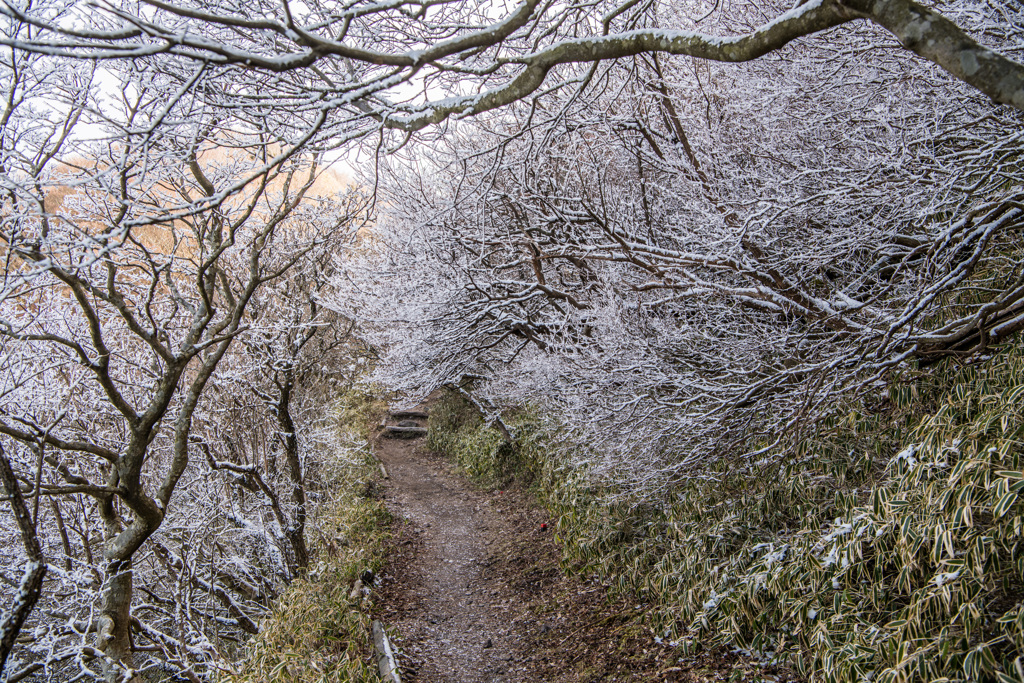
[[428, 343, 1024, 683], [224, 389, 392, 683]]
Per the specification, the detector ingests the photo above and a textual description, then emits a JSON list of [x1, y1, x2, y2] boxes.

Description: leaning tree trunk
[[0, 447, 47, 678]]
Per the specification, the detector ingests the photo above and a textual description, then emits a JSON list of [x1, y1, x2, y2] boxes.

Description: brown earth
[[369, 412, 798, 683]]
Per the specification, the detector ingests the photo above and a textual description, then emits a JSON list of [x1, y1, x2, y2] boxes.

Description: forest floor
[[369, 409, 794, 683]]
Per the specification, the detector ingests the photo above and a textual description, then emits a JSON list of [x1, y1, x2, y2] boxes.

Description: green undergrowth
[[428, 344, 1024, 682], [225, 388, 391, 683]]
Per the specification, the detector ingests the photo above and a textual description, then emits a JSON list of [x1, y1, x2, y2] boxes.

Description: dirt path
[[369, 410, 798, 683], [371, 413, 534, 682]]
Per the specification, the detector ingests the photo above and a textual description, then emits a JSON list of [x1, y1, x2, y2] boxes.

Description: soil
[[370, 411, 798, 683]]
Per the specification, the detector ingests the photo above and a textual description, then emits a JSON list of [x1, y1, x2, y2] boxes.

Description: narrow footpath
[[372, 410, 531, 682], [369, 408, 796, 683]]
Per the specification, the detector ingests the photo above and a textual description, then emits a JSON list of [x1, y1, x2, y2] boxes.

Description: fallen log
[[372, 620, 402, 683]]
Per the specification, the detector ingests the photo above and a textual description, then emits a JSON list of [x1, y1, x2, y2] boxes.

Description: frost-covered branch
[[0, 0, 1020, 155], [334, 1, 1024, 489]]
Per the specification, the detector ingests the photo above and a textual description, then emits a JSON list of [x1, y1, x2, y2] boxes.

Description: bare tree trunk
[[96, 558, 134, 679], [451, 384, 514, 444], [0, 447, 47, 677], [94, 461, 150, 682], [277, 380, 309, 572], [49, 498, 74, 571]]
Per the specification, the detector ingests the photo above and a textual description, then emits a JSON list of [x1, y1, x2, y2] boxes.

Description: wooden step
[[389, 410, 429, 420], [382, 425, 428, 438]]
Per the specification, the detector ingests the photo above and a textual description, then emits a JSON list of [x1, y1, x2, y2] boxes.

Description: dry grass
[[222, 390, 392, 683]]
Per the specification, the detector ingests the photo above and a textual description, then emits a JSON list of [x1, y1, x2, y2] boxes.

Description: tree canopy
[[1, 0, 1023, 680]]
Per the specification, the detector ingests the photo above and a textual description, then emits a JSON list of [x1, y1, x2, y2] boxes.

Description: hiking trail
[[368, 407, 795, 683]]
